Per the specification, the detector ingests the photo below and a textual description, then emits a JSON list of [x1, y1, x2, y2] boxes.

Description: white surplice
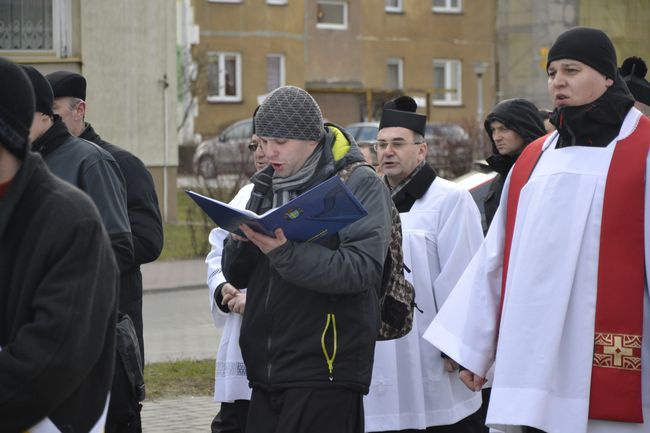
[[423, 108, 650, 433], [206, 183, 254, 403], [364, 177, 484, 431]]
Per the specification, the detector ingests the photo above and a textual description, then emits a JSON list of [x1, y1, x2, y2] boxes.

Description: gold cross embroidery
[[602, 335, 633, 367]]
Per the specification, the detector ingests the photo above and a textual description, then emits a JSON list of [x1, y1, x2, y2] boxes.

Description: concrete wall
[[79, 0, 178, 220]]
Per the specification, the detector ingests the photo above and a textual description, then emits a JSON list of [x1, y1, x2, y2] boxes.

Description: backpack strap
[[337, 161, 374, 183]]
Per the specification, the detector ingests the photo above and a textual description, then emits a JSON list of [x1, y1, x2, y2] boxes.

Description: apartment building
[[192, 0, 497, 138]]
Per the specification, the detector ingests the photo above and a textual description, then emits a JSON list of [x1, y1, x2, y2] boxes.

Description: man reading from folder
[[222, 86, 393, 433]]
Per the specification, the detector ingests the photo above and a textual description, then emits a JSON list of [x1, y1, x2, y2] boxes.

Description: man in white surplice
[[423, 27, 649, 433], [364, 96, 484, 432]]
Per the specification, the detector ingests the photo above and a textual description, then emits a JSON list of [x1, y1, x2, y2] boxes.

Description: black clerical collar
[[389, 162, 437, 212]]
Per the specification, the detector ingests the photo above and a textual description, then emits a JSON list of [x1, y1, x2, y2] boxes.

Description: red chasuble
[[501, 115, 650, 423]]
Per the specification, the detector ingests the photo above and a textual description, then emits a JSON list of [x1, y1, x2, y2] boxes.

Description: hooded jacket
[[0, 152, 117, 432], [483, 99, 546, 230], [222, 125, 393, 394]]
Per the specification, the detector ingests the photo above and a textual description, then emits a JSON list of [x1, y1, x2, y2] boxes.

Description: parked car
[[193, 118, 255, 179], [345, 121, 473, 178]]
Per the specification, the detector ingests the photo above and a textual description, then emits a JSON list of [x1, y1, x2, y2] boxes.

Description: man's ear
[[76, 100, 86, 120]]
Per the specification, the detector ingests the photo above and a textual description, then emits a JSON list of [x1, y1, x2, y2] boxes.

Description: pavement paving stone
[[142, 259, 207, 292], [140, 259, 223, 432], [142, 396, 218, 433]]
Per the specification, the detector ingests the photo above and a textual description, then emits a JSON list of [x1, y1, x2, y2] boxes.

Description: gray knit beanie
[[255, 86, 324, 142]]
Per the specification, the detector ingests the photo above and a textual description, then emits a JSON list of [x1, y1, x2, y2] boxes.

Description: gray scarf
[[271, 144, 323, 207]]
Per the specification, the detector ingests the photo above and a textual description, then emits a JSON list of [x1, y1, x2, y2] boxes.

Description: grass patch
[[158, 224, 206, 261], [145, 359, 214, 400]]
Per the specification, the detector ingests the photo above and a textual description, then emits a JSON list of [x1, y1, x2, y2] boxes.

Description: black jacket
[[81, 124, 163, 358], [0, 153, 117, 432], [81, 123, 163, 269], [483, 99, 546, 230], [222, 126, 393, 394], [32, 117, 134, 272]]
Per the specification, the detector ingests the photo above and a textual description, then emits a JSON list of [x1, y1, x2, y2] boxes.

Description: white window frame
[[266, 53, 285, 93], [267, 0, 288, 4], [432, 59, 462, 106], [385, 0, 403, 13], [432, 0, 462, 14], [386, 57, 403, 90], [0, 0, 72, 57], [207, 51, 242, 103], [316, 1, 348, 30], [208, 0, 243, 3]]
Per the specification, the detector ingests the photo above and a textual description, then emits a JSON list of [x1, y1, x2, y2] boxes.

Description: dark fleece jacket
[[483, 99, 546, 230]]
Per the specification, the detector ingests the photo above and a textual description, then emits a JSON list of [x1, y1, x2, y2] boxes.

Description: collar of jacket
[[550, 76, 634, 148], [390, 162, 437, 212], [486, 153, 518, 175], [247, 124, 365, 214], [80, 123, 101, 144], [0, 152, 41, 239], [31, 115, 72, 157]]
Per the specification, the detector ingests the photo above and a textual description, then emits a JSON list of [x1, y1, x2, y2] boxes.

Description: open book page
[[186, 176, 367, 243]]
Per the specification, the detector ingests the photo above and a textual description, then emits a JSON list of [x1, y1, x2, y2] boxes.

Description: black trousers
[[211, 400, 250, 433], [378, 406, 485, 433], [246, 388, 364, 433]]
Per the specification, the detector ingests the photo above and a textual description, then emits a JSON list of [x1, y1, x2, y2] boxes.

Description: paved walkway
[[142, 396, 217, 433], [141, 259, 223, 432]]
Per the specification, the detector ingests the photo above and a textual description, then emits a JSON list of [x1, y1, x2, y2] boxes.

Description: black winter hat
[[547, 27, 618, 80], [0, 58, 35, 159], [379, 96, 426, 137], [255, 86, 324, 142], [45, 70, 87, 100], [20, 65, 54, 116], [620, 56, 650, 106]]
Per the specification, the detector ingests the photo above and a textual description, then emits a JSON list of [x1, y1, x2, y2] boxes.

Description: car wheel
[[198, 156, 217, 178]]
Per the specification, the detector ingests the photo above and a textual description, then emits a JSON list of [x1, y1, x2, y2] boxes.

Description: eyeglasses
[[373, 140, 424, 151], [248, 141, 259, 151]]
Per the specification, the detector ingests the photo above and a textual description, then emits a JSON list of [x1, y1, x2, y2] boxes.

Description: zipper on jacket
[[321, 313, 338, 381]]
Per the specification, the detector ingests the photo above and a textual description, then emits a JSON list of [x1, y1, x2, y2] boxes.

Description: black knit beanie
[[20, 65, 54, 116], [255, 86, 324, 142], [547, 27, 618, 81], [0, 58, 35, 159]]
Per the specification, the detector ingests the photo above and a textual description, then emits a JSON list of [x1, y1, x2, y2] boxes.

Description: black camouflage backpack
[[337, 161, 416, 340]]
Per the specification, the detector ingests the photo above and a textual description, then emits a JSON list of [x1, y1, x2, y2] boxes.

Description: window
[[208, 0, 242, 3], [386, 58, 403, 90], [432, 0, 461, 13], [207, 52, 242, 102], [0, 0, 72, 57], [432, 59, 462, 106], [267, 0, 287, 4], [266, 54, 285, 93], [316, 1, 347, 30], [385, 0, 403, 13]]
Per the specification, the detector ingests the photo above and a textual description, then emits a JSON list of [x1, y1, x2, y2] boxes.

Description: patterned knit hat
[[0, 57, 35, 159], [255, 86, 324, 142]]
